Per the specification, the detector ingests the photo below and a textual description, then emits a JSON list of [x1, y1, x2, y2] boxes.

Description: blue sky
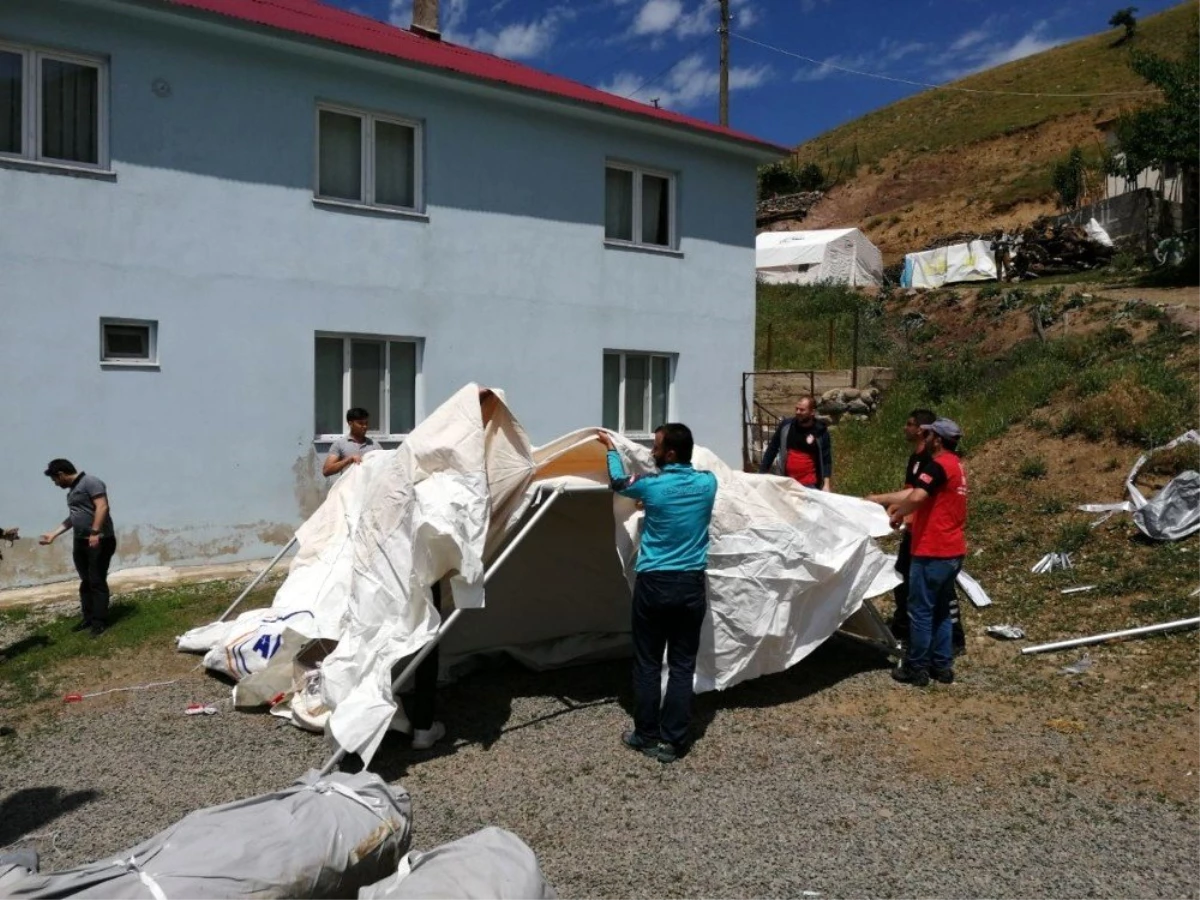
[[339, 0, 1180, 146]]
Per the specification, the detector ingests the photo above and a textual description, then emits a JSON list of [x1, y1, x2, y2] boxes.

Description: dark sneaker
[[71, 621, 90, 633], [621, 730, 657, 752], [891, 664, 930, 687], [645, 741, 679, 764], [90, 625, 107, 639], [930, 667, 955, 684]]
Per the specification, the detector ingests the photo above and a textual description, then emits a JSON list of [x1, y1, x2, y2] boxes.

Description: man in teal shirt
[[597, 423, 718, 763]]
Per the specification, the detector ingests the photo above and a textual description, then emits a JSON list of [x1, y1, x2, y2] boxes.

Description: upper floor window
[[315, 104, 422, 212], [604, 162, 675, 249], [0, 41, 108, 168], [602, 351, 673, 436], [315, 334, 421, 439]]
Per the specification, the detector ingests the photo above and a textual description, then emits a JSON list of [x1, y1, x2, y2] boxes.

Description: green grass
[[791, 4, 1196, 172], [756, 283, 891, 370], [1019, 456, 1049, 480], [0, 578, 280, 706]]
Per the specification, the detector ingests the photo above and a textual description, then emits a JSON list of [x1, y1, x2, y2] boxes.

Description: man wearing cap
[[759, 396, 833, 491], [884, 418, 968, 686], [867, 409, 967, 654], [39, 460, 116, 637], [323, 407, 381, 478]]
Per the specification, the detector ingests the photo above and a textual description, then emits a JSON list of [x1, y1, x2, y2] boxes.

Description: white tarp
[[180, 385, 899, 764], [0, 771, 411, 899], [902, 240, 997, 288], [756, 228, 883, 286]]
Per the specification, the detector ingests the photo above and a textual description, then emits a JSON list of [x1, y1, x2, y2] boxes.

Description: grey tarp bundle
[[1079, 430, 1200, 540], [0, 771, 411, 899], [359, 827, 556, 899], [1133, 470, 1200, 541]]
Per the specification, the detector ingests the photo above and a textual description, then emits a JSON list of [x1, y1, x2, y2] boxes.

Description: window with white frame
[[604, 162, 675, 249], [315, 104, 421, 211], [314, 334, 420, 438], [100, 318, 157, 365], [602, 351, 673, 435], [0, 41, 107, 168]]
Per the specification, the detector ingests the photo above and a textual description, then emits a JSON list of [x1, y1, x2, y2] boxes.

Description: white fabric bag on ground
[[2, 771, 411, 899], [359, 827, 556, 899]]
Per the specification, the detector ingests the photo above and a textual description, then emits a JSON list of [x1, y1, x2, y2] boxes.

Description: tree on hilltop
[[1109, 7, 1138, 44]]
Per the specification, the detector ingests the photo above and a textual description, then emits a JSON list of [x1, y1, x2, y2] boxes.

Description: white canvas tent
[[901, 240, 997, 288], [180, 385, 900, 766], [756, 228, 883, 286]]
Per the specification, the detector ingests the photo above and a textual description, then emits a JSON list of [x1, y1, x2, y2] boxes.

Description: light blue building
[[0, 0, 778, 588]]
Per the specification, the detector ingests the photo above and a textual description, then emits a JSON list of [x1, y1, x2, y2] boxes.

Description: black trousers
[[72, 536, 116, 628], [893, 531, 964, 649], [410, 582, 441, 732], [631, 570, 707, 749]]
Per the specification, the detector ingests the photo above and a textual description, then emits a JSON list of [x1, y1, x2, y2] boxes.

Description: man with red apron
[[758, 396, 832, 491]]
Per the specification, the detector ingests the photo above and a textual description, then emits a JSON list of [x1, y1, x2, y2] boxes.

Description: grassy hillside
[[793, 4, 1194, 174], [783, 4, 1198, 261]]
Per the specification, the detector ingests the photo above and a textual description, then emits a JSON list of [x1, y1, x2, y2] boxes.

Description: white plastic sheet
[[180, 385, 899, 764], [903, 240, 997, 289]]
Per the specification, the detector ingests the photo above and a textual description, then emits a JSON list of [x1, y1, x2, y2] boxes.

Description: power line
[[730, 32, 1163, 98], [622, 38, 706, 101]]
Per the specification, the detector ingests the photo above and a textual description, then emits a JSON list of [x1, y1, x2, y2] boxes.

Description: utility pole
[[718, 0, 730, 126]]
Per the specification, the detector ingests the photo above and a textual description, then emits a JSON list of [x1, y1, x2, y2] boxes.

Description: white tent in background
[[756, 228, 883, 286], [179, 385, 900, 767]]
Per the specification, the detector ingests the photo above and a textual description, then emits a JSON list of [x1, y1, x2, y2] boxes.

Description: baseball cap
[[920, 418, 963, 441]]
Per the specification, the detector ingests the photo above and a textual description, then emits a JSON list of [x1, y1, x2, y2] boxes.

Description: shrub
[[1055, 521, 1092, 555], [1019, 456, 1049, 479]]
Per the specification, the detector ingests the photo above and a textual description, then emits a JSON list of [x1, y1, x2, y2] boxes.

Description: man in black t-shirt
[[867, 409, 965, 653]]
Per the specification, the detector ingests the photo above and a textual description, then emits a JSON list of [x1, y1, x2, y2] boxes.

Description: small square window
[[100, 318, 157, 365], [604, 163, 676, 249]]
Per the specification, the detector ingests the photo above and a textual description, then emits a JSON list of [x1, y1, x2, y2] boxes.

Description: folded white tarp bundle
[[179, 385, 900, 765], [1078, 430, 1200, 540], [0, 771, 411, 898], [359, 827, 556, 899], [901, 240, 998, 289]]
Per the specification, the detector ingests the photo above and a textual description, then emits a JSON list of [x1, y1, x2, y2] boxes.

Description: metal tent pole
[[1020, 616, 1200, 655], [217, 536, 298, 623], [317, 484, 569, 776]]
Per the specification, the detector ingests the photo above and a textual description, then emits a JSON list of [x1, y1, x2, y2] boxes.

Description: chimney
[[411, 0, 440, 39]]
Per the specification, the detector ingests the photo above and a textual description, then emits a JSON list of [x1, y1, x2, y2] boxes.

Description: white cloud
[[936, 20, 1073, 81], [950, 26, 989, 52], [633, 0, 683, 35], [791, 38, 926, 83], [599, 53, 771, 111], [465, 16, 559, 59]]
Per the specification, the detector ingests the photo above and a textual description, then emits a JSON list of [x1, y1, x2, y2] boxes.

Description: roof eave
[[94, 0, 786, 162]]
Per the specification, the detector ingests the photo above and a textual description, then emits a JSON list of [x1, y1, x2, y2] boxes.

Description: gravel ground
[[1, 641, 1197, 899]]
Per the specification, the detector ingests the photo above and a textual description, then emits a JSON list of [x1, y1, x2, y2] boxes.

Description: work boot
[[891, 663, 930, 687], [621, 729, 657, 752], [412, 721, 445, 750], [644, 741, 679, 764], [930, 667, 955, 684]]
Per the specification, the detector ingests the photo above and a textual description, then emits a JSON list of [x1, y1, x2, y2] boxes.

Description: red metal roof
[[154, 0, 784, 155]]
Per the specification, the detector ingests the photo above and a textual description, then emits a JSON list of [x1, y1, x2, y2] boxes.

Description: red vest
[[910, 451, 968, 558]]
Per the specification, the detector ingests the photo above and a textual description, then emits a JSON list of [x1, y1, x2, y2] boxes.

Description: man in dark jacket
[[758, 396, 832, 491]]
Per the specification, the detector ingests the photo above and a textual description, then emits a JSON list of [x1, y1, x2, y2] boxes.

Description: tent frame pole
[[217, 536, 299, 623], [836, 597, 902, 659], [317, 484, 569, 776], [1020, 616, 1200, 655]]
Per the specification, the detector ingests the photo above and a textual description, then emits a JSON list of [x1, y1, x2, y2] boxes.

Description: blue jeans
[[906, 556, 963, 672], [631, 570, 707, 749]]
